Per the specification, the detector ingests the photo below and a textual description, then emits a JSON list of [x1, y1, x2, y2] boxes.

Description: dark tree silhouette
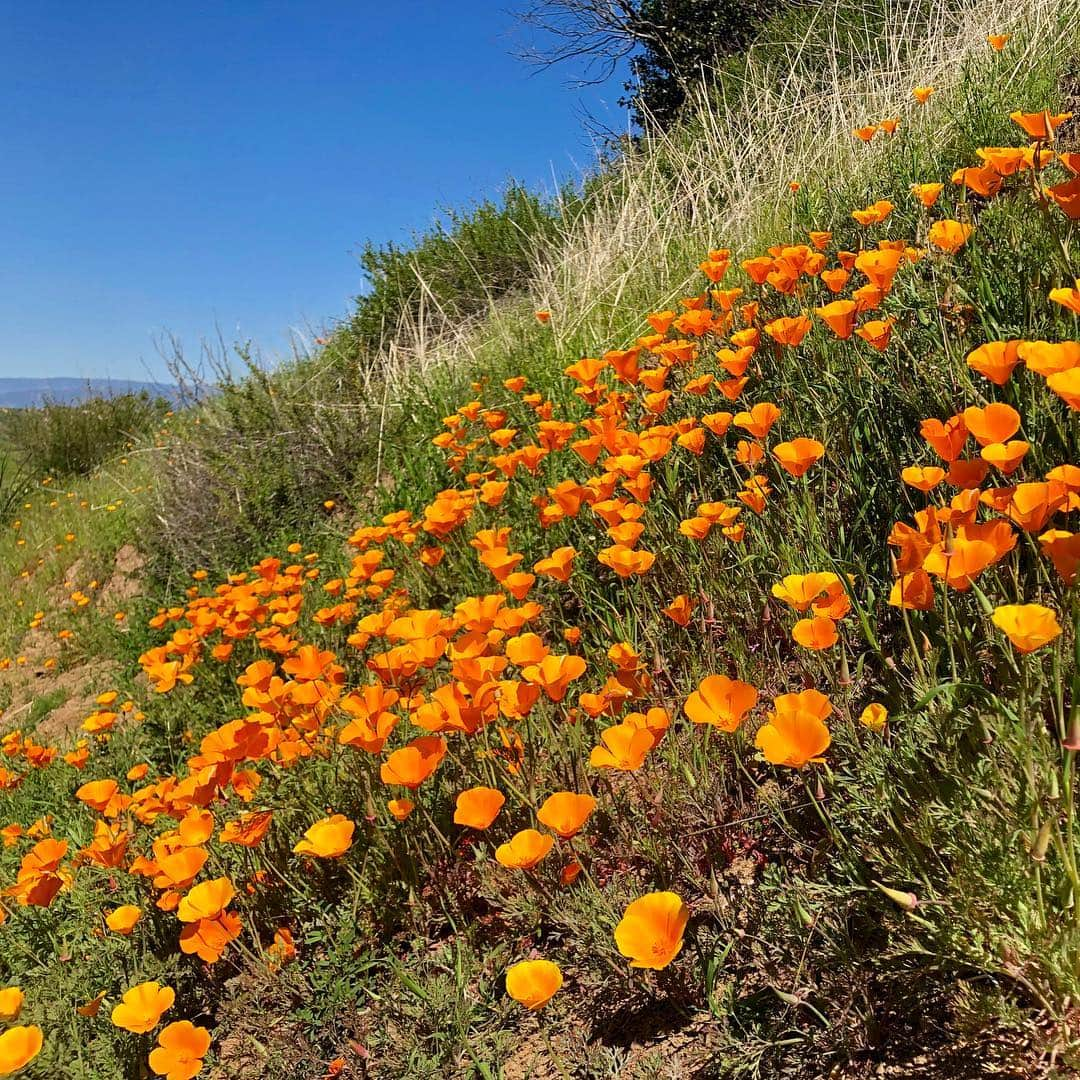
[[515, 0, 784, 129]]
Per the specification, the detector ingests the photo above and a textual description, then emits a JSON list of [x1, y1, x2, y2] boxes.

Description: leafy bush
[[148, 345, 387, 577], [345, 184, 572, 355], [0, 392, 170, 478]]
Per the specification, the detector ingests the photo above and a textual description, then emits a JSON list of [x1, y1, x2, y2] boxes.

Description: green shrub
[[344, 184, 572, 354], [0, 392, 170, 478]]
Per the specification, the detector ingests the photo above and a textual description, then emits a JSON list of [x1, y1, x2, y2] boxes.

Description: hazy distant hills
[[0, 378, 181, 409]]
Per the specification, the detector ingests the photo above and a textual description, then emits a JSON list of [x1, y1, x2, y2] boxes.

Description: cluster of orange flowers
[[1, 82, 1076, 1067]]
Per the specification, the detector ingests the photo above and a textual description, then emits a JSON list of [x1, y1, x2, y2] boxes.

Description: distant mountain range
[[0, 378, 181, 409]]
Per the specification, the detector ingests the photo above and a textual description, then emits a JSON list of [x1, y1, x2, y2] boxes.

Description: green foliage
[[148, 346, 386, 578], [0, 393, 169, 479], [345, 185, 571, 356], [626, 0, 784, 128]]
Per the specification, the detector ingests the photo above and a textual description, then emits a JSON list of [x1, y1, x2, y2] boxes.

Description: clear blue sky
[[0, 2, 628, 382]]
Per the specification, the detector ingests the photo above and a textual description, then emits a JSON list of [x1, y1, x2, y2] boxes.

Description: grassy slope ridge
[[0, 0, 1079, 1077]]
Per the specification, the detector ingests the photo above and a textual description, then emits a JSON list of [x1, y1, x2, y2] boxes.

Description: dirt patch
[[0, 652, 119, 745], [96, 543, 146, 611]]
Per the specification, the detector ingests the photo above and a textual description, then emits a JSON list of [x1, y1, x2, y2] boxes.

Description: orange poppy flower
[[912, 86, 935, 103], [901, 465, 946, 492], [962, 402, 1020, 446], [951, 166, 1002, 198], [991, 604, 1063, 653], [292, 814, 355, 858], [987, 33, 1010, 50], [773, 438, 825, 477], [966, 341, 1022, 385], [684, 674, 758, 731], [771, 572, 839, 612], [105, 905, 142, 936], [855, 318, 895, 350], [589, 722, 653, 771], [0, 988, 22, 1023], [764, 315, 812, 347], [177, 877, 235, 924], [495, 828, 553, 869], [851, 200, 894, 225], [756, 691, 829, 768], [537, 792, 597, 839], [855, 249, 903, 292], [505, 959, 563, 1009], [889, 569, 935, 610], [221, 810, 273, 848], [1019, 340, 1080, 376], [614, 891, 689, 970], [733, 402, 781, 438], [702, 411, 733, 437], [0, 1026, 42, 1074], [815, 300, 858, 339], [853, 124, 879, 142], [911, 182, 944, 207], [111, 981, 175, 1033], [736, 439, 765, 467], [981, 441, 1029, 475], [920, 415, 967, 461], [149, 1020, 211, 1080], [380, 736, 447, 788], [521, 654, 587, 702], [792, 616, 839, 650], [453, 787, 505, 830], [387, 799, 415, 821], [597, 545, 656, 578], [928, 219, 974, 253], [1010, 110, 1072, 141], [1039, 530, 1080, 584], [820, 268, 851, 293], [1048, 368, 1080, 410], [662, 594, 695, 626]]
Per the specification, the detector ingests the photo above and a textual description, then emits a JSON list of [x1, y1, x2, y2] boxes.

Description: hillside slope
[[0, 1, 1078, 1078]]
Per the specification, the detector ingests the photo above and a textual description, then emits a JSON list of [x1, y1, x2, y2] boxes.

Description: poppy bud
[[970, 582, 995, 617], [873, 880, 918, 911], [1064, 711, 1080, 751], [793, 896, 814, 928], [837, 649, 852, 687], [1029, 820, 1052, 863]]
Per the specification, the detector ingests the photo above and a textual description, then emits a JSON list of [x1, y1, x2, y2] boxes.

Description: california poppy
[[928, 220, 974, 253], [991, 604, 1063, 652], [0, 988, 23, 1022], [149, 1020, 211, 1080], [792, 616, 839, 650], [495, 829, 553, 869], [773, 438, 825, 477], [111, 981, 175, 1034], [860, 703, 888, 732], [292, 814, 355, 858], [0, 1026, 42, 1075], [614, 891, 689, 970], [684, 674, 758, 731], [755, 690, 832, 768], [536, 792, 597, 839], [962, 402, 1020, 446], [505, 959, 562, 1009], [105, 905, 142, 936], [453, 787, 505, 830], [380, 737, 447, 788], [1010, 110, 1073, 140]]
